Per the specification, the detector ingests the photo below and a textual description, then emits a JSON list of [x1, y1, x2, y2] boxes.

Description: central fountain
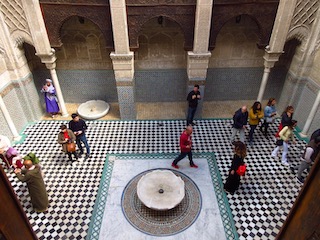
[[136, 169, 185, 210]]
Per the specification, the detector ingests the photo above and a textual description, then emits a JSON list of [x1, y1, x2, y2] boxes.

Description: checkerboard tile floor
[[4, 119, 306, 240]]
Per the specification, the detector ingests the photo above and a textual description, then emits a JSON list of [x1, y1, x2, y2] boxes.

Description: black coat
[[233, 108, 248, 129]]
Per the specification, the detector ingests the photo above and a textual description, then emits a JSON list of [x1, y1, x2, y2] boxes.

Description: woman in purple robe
[[41, 79, 60, 118]]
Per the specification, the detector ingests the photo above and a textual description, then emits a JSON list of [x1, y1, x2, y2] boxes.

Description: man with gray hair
[[230, 106, 248, 144]]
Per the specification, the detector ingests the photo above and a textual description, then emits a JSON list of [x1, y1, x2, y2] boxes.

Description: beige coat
[[279, 126, 294, 142], [57, 129, 76, 152]]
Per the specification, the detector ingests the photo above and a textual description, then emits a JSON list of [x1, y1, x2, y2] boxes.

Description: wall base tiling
[[25, 79, 43, 119], [135, 69, 187, 102], [32, 69, 118, 103], [3, 89, 28, 137], [0, 109, 12, 140], [117, 86, 136, 120], [205, 67, 287, 101]]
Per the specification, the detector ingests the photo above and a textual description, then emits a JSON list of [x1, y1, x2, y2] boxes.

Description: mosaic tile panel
[[3, 88, 28, 133], [205, 67, 264, 100], [117, 86, 136, 120], [135, 69, 187, 102]]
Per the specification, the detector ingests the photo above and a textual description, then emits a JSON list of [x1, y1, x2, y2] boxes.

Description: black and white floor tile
[[3, 119, 307, 240]]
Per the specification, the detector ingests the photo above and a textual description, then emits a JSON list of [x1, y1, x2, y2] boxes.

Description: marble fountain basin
[[77, 100, 110, 120], [137, 170, 185, 210]]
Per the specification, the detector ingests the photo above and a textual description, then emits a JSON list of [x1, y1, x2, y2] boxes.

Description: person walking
[[271, 120, 297, 166], [260, 98, 277, 138], [230, 106, 248, 144], [171, 126, 198, 169], [291, 136, 320, 184], [14, 159, 49, 212], [248, 101, 264, 145], [224, 141, 247, 195], [40, 79, 60, 118], [186, 84, 201, 126], [58, 124, 78, 162], [275, 106, 294, 138], [69, 113, 90, 159]]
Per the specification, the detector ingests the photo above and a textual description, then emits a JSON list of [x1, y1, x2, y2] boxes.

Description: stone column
[[38, 51, 68, 117], [257, 50, 282, 102], [300, 90, 320, 137], [0, 95, 21, 141], [256, 0, 297, 101], [110, 0, 136, 119], [187, 0, 213, 118]]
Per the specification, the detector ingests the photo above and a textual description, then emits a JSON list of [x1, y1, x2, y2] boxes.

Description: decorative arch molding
[[10, 29, 33, 48], [40, 4, 113, 49], [210, 2, 278, 50], [286, 25, 309, 50], [213, 14, 263, 49], [134, 15, 186, 49], [127, 6, 196, 51]]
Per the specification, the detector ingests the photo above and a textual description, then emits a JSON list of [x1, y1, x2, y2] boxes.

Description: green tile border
[[86, 153, 238, 240]]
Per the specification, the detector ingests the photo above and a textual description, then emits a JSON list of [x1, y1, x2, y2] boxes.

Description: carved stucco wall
[[55, 16, 113, 70], [287, 0, 319, 43], [209, 15, 264, 68], [135, 17, 186, 70], [0, 0, 33, 46]]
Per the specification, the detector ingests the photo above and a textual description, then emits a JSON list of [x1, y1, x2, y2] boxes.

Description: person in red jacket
[[171, 126, 198, 169]]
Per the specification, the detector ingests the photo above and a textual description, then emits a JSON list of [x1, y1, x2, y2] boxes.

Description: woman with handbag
[[271, 120, 297, 166], [224, 141, 247, 195], [58, 124, 78, 162], [275, 106, 294, 138]]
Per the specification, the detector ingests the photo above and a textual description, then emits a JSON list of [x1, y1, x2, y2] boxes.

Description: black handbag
[[275, 139, 283, 146]]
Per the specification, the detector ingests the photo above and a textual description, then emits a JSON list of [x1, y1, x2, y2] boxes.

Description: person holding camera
[[186, 84, 201, 126]]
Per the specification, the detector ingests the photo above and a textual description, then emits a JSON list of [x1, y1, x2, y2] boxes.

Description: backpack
[[236, 164, 247, 176]]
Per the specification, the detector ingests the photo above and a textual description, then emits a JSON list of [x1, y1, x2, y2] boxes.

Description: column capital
[[36, 48, 57, 68], [263, 49, 283, 68], [187, 51, 212, 59], [187, 51, 211, 81], [110, 52, 134, 80], [110, 52, 134, 61]]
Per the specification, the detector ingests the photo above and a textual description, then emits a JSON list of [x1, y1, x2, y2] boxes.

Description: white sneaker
[[271, 153, 277, 158], [282, 161, 290, 166]]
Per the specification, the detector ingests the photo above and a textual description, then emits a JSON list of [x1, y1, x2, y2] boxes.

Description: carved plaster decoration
[[286, 25, 309, 45], [289, 0, 319, 32], [0, 46, 5, 55], [126, 0, 196, 5], [209, 2, 279, 50], [0, 0, 31, 36]]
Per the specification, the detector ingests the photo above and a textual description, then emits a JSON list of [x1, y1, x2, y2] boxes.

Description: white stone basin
[[137, 170, 185, 210], [77, 100, 110, 120]]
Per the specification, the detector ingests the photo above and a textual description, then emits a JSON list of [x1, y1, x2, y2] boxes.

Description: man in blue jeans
[[186, 84, 201, 126], [69, 113, 90, 159]]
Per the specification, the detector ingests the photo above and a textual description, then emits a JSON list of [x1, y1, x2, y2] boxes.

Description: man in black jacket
[[69, 113, 90, 159], [230, 106, 248, 144], [186, 84, 201, 126]]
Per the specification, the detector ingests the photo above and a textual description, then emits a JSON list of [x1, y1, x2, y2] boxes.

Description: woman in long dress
[[224, 141, 247, 195], [41, 79, 60, 118]]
